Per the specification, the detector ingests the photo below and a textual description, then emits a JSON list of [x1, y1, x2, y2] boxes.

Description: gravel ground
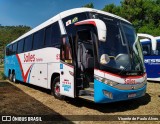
[[0, 79, 159, 123]]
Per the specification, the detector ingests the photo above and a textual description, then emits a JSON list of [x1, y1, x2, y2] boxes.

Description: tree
[[102, 4, 120, 15], [0, 25, 31, 63], [102, 0, 160, 36], [83, 3, 94, 8]]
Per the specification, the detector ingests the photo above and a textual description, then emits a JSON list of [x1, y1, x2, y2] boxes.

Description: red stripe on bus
[[94, 68, 146, 79], [16, 54, 32, 82], [75, 21, 96, 26]]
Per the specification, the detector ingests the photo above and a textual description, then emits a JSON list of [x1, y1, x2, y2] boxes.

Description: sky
[[0, 0, 121, 28]]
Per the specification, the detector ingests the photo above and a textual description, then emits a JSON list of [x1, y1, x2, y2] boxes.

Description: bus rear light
[[103, 90, 113, 99]]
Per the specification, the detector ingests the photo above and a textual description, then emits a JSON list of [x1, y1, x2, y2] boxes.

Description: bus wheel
[[9, 73, 13, 82], [12, 73, 17, 83], [51, 77, 64, 100]]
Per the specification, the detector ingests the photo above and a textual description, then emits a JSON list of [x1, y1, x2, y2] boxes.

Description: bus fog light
[[103, 90, 113, 99]]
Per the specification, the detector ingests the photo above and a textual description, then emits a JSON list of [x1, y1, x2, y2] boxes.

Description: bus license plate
[[128, 93, 136, 98]]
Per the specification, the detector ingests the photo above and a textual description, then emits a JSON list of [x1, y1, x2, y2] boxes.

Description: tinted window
[[24, 35, 33, 52], [62, 13, 88, 35], [141, 42, 151, 56], [33, 29, 44, 50], [157, 41, 160, 55], [61, 36, 73, 65], [18, 39, 24, 53], [6, 46, 9, 56], [13, 43, 17, 54], [51, 22, 61, 46], [9, 45, 13, 55], [44, 22, 61, 47], [44, 26, 52, 47]]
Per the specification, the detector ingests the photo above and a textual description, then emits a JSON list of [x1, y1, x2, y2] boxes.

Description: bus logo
[[24, 53, 35, 62], [125, 79, 137, 84]]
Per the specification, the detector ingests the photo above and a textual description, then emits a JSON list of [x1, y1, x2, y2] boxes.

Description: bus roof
[[9, 8, 131, 45], [155, 36, 160, 40], [140, 36, 160, 43]]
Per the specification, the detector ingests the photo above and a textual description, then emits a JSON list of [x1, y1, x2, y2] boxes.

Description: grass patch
[[0, 71, 6, 80], [0, 64, 4, 72], [0, 64, 4, 68]]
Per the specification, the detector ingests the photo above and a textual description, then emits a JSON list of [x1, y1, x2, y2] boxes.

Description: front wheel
[[51, 77, 64, 100]]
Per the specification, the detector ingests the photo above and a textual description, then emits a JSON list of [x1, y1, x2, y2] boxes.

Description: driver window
[[61, 37, 72, 64]]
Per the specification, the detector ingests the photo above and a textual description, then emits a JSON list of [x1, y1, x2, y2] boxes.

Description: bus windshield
[[90, 13, 145, 75]]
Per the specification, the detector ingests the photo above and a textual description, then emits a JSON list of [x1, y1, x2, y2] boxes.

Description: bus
[[139, 33, 160, 81], [4, 8, 147, 103]]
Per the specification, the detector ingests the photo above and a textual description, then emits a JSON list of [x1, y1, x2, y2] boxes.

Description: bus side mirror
[[75, 19, 106, 42], [100, 54, 110, 64]]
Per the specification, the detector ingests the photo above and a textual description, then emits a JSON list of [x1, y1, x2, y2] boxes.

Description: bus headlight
[[95, 75, 119, 87]]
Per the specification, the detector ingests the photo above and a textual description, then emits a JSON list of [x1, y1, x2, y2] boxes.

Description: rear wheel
[[51, 77, 64, 100], [9, 73, 13, 82], [12, 73, 17, 83]]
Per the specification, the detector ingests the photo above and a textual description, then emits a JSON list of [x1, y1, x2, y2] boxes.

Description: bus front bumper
[[94, 79, 147, 103]]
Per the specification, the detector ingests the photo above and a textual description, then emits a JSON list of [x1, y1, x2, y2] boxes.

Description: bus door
[[75, 27, 95, 88], [60, 35, 75, 98]]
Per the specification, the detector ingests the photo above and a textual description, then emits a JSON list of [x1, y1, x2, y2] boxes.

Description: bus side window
[[18, 39, 24, 53], [44, 22, 61, 48], [51, 22, 61, 47], [24, 35, 33, 52], [157, 41, 160, 55], [33, 29, 45, 50], [13, 43, 17, 54], [44, 26, 52, 47], [61, 36, 72, 64], [9, 45, 13, 55], [142, 43, 151, 56], [6, 46, 9, 56]]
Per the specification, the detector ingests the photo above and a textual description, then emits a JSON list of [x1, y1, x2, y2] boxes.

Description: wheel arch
[[50, 73, 60, 89]]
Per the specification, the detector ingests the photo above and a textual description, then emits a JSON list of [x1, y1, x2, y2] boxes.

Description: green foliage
[[0, 25, 31, 63], [102, 4, 120, 15], [102, 0, 160, 36], [0, 25, 31, 47], [83, 3, 94, 8]]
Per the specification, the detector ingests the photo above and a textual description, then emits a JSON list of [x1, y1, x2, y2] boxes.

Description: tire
[[9, 73, 13, 82], [12, 73, 17, 83], [51, 77, 64, 100]]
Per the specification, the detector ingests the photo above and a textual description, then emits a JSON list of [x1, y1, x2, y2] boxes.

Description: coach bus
[[4, 8, 147, 103], [139, 33, 160, 81]]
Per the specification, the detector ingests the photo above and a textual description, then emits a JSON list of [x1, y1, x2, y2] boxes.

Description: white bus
[[4, 8, 147, 103]]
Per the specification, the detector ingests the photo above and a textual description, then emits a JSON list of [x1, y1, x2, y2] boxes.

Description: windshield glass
[[121, 23, 144, 72], [90, 13, 145, 75]]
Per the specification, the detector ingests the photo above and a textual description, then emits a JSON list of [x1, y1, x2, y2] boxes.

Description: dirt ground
[[0, 79, 159, 123]]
